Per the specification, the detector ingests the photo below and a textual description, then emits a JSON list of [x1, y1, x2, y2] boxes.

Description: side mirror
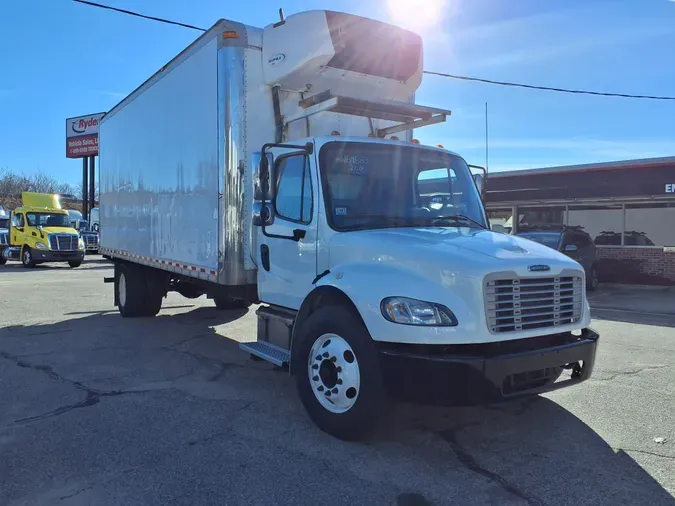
[[564, 244, 578, 252], [93, 223, 100, 232], [473, 173, 485, 197], [468, 165, 487, 198], [253, 152, 274, 201]]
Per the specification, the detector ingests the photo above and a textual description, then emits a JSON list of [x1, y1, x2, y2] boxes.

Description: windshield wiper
[[430, 214, 487, 229]]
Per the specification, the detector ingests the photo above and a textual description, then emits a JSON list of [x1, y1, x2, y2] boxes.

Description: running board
[[240, 341, 290, 367]]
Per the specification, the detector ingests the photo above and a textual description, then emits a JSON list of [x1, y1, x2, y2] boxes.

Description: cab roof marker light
[[331, 130, 341, 136], [411, 139, 420, 144], [390, 136, 400, 141]]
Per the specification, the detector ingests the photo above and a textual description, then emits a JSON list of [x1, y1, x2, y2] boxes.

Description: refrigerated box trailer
[[99, 10, 599, 439]]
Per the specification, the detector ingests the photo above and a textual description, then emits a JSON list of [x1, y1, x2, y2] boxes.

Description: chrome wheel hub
[[308, 333, 360, 414]]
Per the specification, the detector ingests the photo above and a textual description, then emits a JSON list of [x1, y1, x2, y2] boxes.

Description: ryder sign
[[66, 113, 105, 158]]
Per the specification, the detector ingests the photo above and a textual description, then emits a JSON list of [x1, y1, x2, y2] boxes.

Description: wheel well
[[290, 286, 365, 375]]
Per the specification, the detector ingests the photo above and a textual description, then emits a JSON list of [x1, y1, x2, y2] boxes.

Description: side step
[[240, 341, 290, 367]]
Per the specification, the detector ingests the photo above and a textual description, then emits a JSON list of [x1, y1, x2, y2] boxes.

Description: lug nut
[[331, 388, 338, 394], [317, 386, 324, 392], [331, 356, 337, 362], [336, 367, 342, 373], [312, 364, 318, 370], [312, 376, 319, 381], [315, 355, 322, 361], [337, 379, 343, 385], [325, 391, 331, 397], [323, 352, 329, 358]]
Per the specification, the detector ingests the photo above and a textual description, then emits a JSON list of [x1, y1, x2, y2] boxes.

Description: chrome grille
[[0, 232, 7, 245], [84, 235, 99, 246], [49, 234, 78, 251], [485, 275, 584, 334]]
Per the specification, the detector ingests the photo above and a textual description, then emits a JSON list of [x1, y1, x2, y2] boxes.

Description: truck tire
[[21, 247, 36, 268], [68, 261, 82, 268], [213, 296, 250, 310], [294, 305, 385, 440], [0, 257, 6, 266], [116, 263, 162, 317]]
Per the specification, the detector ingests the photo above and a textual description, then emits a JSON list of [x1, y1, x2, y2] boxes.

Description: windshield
[[26, 212, 71, 228], [319, 142, 486, 231], [0, 218, 8, 229], [77, 220, 90, 231], [518, 232, 562, 249]]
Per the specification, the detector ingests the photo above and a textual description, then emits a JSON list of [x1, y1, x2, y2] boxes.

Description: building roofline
[[489, 156, 675, 178]]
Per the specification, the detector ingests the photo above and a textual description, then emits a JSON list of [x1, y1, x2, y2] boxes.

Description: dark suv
[[516, 227, 599, 291]]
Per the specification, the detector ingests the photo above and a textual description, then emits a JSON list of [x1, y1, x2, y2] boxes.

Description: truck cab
[[3, 192, 85, 268]]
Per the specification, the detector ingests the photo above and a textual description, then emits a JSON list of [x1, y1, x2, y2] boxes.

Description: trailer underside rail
[[288, 91, 451, 137]]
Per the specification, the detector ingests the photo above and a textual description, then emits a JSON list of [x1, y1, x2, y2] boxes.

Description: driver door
[[256, 149, 319, 310], [10, 212, 26, 246]]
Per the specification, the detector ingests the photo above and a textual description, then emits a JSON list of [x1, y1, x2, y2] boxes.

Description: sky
[[0, 0, 674, 186]]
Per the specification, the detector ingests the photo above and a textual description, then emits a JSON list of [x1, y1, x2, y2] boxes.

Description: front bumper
[[33, 250, 85, 263], [378, 328, 599, 406]]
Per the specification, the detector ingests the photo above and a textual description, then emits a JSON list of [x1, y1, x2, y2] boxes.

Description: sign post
[[66, 112, 104, 220]]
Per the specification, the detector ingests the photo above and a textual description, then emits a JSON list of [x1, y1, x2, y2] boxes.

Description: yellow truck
[[2, 192, 85, 268]]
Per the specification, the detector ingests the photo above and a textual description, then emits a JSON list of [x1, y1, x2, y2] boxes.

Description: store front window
[[624, 203, 675, 246], [567, 205, 624, 245]]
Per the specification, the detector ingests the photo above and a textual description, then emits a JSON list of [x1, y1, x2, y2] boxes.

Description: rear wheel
[[68, 261, 82, 268], [21, 247, 36, 268], [0, 257, 6, 266], [116, 263, 163, 317], [294, 305, 385, 440]]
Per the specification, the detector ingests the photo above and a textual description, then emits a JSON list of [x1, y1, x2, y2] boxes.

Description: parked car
[[517, 228, 599, 291]]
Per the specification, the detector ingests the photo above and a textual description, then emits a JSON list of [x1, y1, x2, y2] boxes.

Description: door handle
[[292, 229, 306, 241]]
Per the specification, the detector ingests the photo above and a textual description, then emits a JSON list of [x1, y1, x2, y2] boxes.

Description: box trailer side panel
[[100, 35, 220, 280]]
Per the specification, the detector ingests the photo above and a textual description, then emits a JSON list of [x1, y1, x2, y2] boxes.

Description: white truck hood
[[325, 227, 589, 345], [328, 227, 580, 279]]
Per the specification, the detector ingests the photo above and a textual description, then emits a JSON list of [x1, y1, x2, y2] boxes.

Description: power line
[[72, 0, 207, 32], [73, 0, 675, 102], [423, 71, 675, 101]]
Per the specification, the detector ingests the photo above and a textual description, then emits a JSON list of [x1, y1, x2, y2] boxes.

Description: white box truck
[[99, 10, 599, 439]]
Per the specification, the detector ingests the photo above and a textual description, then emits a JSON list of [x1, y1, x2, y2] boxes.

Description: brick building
[[484, 157, 675, 286]]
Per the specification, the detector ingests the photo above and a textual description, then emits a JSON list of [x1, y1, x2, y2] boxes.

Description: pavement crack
[[615, 447, 675, 461], [593, 365, 667, 382], [1, 350, 152, 425], [438, 424, 545, 506]]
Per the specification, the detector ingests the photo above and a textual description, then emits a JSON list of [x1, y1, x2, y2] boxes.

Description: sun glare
[[386, 0, 445, 30]]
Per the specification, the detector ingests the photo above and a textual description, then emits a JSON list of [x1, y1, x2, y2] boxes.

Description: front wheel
[[21, 247, 36, 268], [68, 260, 82, 268], [294, 305, 385, 440], [0, 257, 6, 266]]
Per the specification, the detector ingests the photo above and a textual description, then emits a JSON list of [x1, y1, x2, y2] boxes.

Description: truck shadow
[[1, 305, 672, 505]]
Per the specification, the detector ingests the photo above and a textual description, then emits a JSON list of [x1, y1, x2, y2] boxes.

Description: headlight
[[35, 242, 48, 250], [78, 238, 85, 250], [381, 297, 458, 326]]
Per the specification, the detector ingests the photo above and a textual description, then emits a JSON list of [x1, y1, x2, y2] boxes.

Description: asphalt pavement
[[0, 258, 674, 505]]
